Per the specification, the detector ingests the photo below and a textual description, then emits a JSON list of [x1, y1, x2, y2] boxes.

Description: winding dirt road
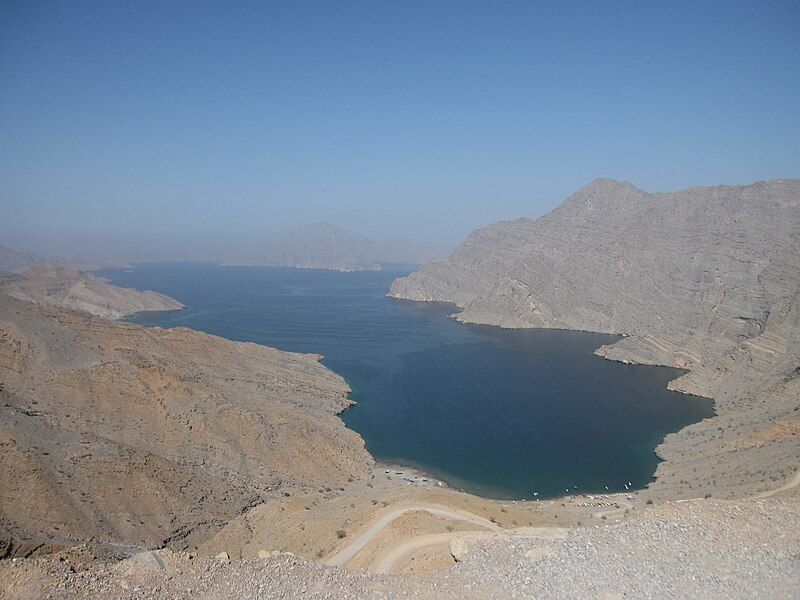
[[371, 532, 466, 574], [750, 471, 800, 500], [323, 502, 501, 569], [324, 472, 800, 574]]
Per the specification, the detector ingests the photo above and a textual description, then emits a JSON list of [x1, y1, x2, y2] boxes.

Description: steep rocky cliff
[[390, 179, 800, 499], [0, 295, 372, 553], [0, 265, 184, 319]]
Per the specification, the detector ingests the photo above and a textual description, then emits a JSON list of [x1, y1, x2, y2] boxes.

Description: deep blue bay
[[98, 262, 714, 500]]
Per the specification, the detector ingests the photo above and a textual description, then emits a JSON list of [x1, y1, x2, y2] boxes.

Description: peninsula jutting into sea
[[1, 178, 798, 598]]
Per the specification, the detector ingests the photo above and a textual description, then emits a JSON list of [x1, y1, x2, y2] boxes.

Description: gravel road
[[2, 495, 797, 599]]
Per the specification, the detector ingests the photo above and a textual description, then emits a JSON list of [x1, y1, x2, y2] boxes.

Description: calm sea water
[[98, 262, 714, 499]]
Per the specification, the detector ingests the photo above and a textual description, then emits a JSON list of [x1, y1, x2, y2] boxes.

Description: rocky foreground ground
[[2, 493, 797, 599]]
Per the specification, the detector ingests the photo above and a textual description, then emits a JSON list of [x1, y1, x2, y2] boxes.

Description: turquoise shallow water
[[98, 262, 714, 499]]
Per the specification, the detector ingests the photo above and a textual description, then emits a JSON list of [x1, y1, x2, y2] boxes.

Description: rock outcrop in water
[[390, 179, 800, 499], [227, 222, 447, 271], [0, 294, 371, 554], [0, 265, 184, 319]]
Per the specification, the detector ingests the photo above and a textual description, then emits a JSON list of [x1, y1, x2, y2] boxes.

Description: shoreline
[[374, 462, 450, 490]]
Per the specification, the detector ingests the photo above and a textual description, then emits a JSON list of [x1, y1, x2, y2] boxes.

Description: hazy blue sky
[[2, 1, 799, 255]]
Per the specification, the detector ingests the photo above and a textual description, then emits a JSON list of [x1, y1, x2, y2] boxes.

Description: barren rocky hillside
[[391, 179, 800, 499], [0, 265, 184, 319], [0, 295, 371, 555]]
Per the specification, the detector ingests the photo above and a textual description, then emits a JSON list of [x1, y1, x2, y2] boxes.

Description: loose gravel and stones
[[2, 495, 797, 599]]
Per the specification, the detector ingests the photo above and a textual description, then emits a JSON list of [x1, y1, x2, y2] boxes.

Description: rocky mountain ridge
[[0, 295, 372, 554], [390, 178, 800, 499]]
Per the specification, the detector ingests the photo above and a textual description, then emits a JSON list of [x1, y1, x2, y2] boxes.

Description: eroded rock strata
[[390, 179, 800, 499], [0, 295, 371, 553]]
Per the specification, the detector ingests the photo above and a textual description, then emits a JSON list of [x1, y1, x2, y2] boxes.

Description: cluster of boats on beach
[[384, 469, 444, 487], [523, 481, 637, 502], [576, 493, 636, 508]]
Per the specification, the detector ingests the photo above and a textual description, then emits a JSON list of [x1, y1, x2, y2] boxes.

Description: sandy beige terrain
[[0, 265, 184, 319], [198, 464, 543, 565], [0, 294, 371, 556], [1, 490, 797, 598]]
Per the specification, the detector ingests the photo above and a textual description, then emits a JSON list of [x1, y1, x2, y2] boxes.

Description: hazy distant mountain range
[[0, 244, 129, 273], [2, 223, 449, 274], [225, 222, 450, 271]]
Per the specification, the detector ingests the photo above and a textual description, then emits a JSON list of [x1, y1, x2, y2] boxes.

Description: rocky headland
[[0, 265, 184, 319], [390, 178, 800, 500], [0, 294, 372, 557]]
